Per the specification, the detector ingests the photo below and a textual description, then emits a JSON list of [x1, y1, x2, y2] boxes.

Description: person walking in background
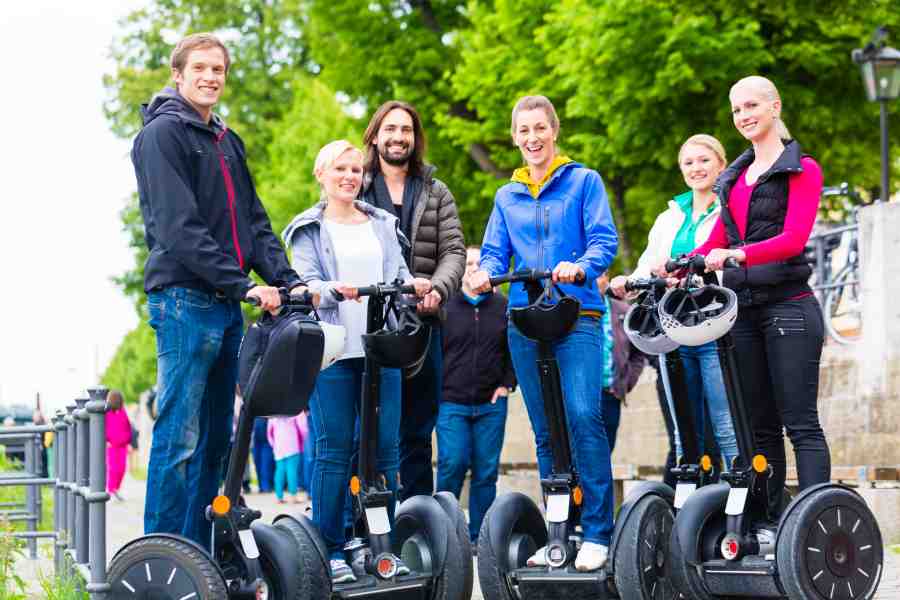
[[106, 390, 133, 501], [361, 101, 466, 500], [268, 415, 305, 504], [436, 245, 516, 545], [295, 410, 311, 494], [252, 417, 275, 493]]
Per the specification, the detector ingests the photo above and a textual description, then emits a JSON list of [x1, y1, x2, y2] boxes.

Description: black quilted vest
[[715, 140, 812, 306]]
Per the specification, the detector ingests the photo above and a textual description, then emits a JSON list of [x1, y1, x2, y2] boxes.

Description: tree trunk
[[610, 175, 633, 270]]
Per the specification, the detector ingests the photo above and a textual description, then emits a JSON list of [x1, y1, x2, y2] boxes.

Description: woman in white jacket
[[610, 134, 738, 473]]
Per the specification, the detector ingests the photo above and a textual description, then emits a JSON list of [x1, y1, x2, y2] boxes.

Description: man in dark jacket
[[131, 33, 306, 548], [361, 100, 466, 499], [436, 247, 515, 543]]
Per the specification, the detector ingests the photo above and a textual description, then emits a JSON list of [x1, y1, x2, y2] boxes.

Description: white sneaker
[[330, 559, 357, 584], [574, 542, 608, 571], [526, 545, 548, 567]]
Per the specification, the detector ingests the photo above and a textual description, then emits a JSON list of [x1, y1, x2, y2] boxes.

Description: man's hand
[[418, 289, 442, 313], [410, 277, 432, 298], [247, 286, 282, 314], [290, 284, 320, 307], [468, 269, 492, 294], [552, 261, 585, 284], [491, 386, 510, 404]]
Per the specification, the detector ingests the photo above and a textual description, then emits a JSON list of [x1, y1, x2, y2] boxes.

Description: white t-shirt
[[324, 218, 384, 360]]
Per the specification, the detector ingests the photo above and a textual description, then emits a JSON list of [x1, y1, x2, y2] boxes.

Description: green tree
[[101, 321, 157, 406]]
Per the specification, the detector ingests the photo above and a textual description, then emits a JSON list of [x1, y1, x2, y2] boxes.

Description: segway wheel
[[273, 514, 332, 598], [668, 484, 729, 600], [434, 491, 474, 600], [614, 494, 677, 600], [108, 535, 227, 599], [252, 521, 310, 600], [477, 492, 548, 600], [776, 487, 883, 600]]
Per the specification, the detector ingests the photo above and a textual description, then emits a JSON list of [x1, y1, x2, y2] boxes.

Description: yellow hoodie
[[511, 155, 573, 199]]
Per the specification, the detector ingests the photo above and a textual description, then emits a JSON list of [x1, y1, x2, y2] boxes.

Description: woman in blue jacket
[[469, 95, 619, 571]]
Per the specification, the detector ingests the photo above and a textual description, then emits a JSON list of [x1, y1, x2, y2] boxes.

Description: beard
[[378, 141, 413, 166]]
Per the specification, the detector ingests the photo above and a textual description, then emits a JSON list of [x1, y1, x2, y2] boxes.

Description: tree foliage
[[101, 0, 900, 390], [101, 321, 157, 406]]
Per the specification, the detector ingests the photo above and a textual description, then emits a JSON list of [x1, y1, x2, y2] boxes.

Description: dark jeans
[[601, 390, 622, 453], [436, 398, 508, 542], [731, 295, 830, 511], [252, 418, 275, 493], [399, 327, 443, 501], [144, 287, 243, 548]]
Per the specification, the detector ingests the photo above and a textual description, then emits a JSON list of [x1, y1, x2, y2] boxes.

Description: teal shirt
[[669, 191, 718, 259], [600, 296, 614, 390]]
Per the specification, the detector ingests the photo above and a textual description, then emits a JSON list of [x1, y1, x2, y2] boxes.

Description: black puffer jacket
[[715, 140, 812, 305], [132, 88, 301, 300]]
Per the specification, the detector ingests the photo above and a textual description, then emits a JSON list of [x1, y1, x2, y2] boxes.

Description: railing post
[[24, 431, 38, 558], [65, 401, 77, 578], [75, 395, 90, 567], [86, 387, 110, 599], [54, 410, 67, 575]]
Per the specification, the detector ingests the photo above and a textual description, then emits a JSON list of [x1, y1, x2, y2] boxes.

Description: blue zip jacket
[[480, 161, 618, 312]]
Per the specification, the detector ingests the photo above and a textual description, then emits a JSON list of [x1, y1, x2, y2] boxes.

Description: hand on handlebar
[[552, 261, 585, 284], [289, 285, 320, 308], [468, 269, 493, 295], [334, 283, 360, 302], [705, 248, 745, 272], [246, 285, 283, 314], [609, 275, 629, 299], [410, 277, 432, 298]]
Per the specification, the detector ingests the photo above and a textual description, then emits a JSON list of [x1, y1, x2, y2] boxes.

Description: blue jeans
[[399, 327, 443, 500], [252, 417, 275, 492], [274, 453, 300, 499], [508, 317, 614, 545], [601, 390, 622, 453], [144, 287, 243, 549], [309, 358, 401, 559], [436, 398, 508, 543], [677, 343, 739, 470]]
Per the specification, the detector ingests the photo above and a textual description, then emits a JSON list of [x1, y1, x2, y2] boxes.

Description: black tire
[[108, 534, 227, 600], [273, 514, 332, 599], [477, 492, 547, 600], [668, 484, 728, 600], [252, 521, 308, 600], [614, 494, 678, 600], [434, 491, 474, 600], [777, 487, 883, 599]]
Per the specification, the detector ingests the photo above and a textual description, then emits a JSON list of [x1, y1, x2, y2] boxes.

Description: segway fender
[[273, 513, 329, 564], [483, 492, 547, 573], [773, 482, 860, 551], [671, 483, 729, 563], [109, 532, 228, 582], [394, 495, 451, 577], [609, 481, 674, 564]]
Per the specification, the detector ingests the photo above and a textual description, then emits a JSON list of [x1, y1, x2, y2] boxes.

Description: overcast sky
[[0, 1, 147, 413]]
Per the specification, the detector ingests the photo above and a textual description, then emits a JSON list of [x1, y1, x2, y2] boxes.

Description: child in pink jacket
[[267, 415, 305, 503], [105, 390, 133, 501]]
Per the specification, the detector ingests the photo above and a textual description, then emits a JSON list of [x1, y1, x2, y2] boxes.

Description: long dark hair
[[362, 100, 427, 178]]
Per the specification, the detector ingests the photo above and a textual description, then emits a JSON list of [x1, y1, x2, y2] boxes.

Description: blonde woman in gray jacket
[[610, 134, 739, 475], [282, 140, 430, 584]]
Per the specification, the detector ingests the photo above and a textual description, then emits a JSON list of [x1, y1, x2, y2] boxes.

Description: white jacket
[[631, 196, 721, 280]]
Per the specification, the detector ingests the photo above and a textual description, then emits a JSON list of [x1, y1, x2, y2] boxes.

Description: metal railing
[[0, 387, 110, 598]]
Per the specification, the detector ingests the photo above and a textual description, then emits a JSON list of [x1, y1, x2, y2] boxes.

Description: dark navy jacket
[[132, 88, 301, 301]]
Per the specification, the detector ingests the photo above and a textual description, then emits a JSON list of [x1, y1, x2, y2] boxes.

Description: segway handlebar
[[356, 280, 417, 298], [243, 287, 316, 307], [665, 254, 740, 275], [488, 268, 586, 287], [624, 276, 668, 294]]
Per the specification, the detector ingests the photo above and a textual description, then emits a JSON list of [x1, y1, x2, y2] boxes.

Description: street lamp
[[853, 27, 900, 203]]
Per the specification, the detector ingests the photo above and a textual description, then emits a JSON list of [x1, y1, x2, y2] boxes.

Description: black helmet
[[362, 303, 431, 369], [510, 281, 581, 343]]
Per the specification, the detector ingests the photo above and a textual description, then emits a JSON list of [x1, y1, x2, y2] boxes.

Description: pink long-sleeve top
[[266, 416, 305, 460], [105, 408, 133, 448], [694, 156, 823, 266]]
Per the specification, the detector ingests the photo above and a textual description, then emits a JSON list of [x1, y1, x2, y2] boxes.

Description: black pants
[[730, 295, 830, 510]]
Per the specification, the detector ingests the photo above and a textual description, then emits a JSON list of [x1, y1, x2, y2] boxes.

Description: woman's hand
[[290, 285, 320, 308], [468, 269, 492, 294], [609, 275, 629, 299], [334, 283, 359, 301], [705, 248, 746, 271], [552, 261, 585, 284]]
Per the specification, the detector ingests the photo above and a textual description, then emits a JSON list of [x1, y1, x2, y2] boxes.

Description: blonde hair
[[313, 140, 364, 180], [510, 95, 560, 138], [730, 76, 792, 140], [678, 134, 727, 167]]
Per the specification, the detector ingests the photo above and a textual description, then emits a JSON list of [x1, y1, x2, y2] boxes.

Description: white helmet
[[657, 285, 738, 347], [319, 322, 347, 370], [624, 301, 680, 356]]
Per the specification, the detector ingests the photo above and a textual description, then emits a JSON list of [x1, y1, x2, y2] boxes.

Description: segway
[[278, 279, 470, 600], [665, 255, 884, 600], [109, 289, 343, 599], [610, 276, 719, 600]]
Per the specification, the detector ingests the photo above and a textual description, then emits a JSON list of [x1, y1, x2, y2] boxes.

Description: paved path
[[14, 473, 899, 598]]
